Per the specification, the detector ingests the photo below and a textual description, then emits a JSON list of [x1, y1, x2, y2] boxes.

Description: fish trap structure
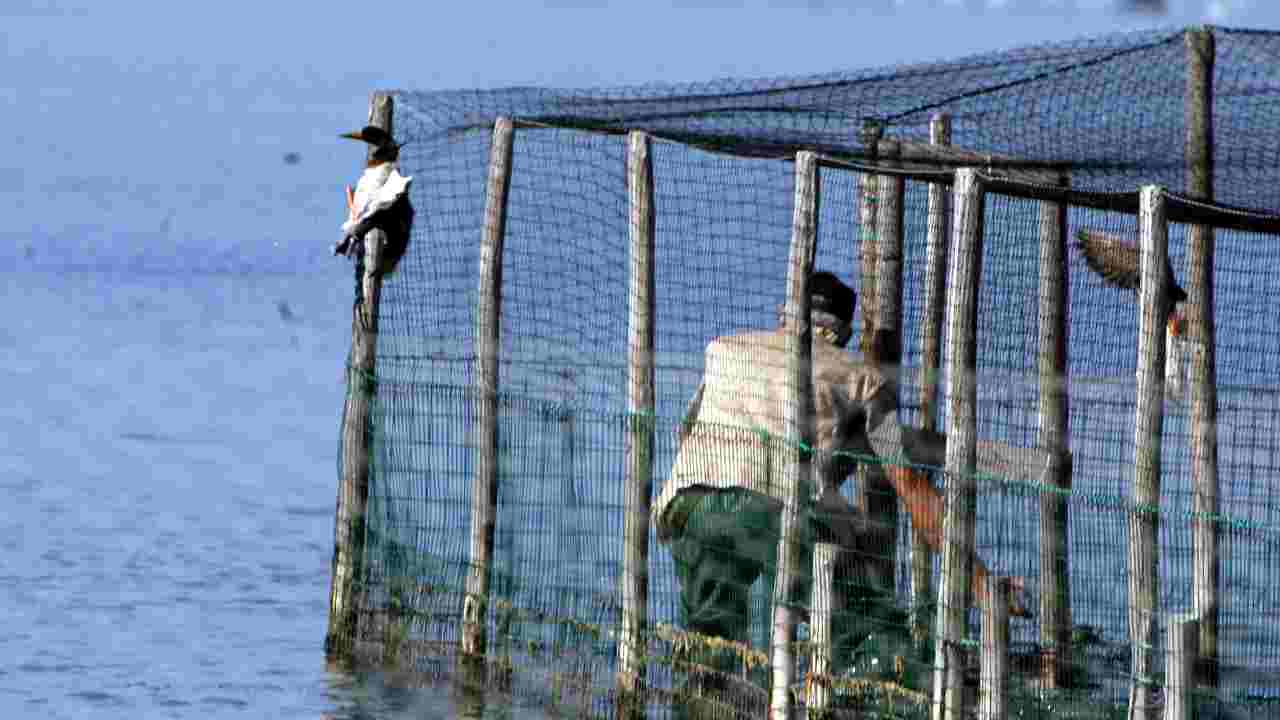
[[326, 26, 1280, 720]]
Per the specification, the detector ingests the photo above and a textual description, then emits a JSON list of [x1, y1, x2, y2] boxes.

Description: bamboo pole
[[770, 150, 819, 720], [1165, 613, 1200, 720], [807, 543, 838, 718], [979, 576, 1010, 720], [1185, 25, 1220, 689], [913, 113, 951, 646], [326, 91, 394, 664], [863, 138, 905, 593], [1037, 170, 1073, 688], [1128, 185, 1169, 720], [616, 130, 656, 720], [462, 117, 515, 660], [932, 168, 985, 720]]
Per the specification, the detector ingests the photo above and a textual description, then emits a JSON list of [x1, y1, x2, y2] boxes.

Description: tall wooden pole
[[1165, 612, 1200, 720], [326, 92, 394, 664], [807, 543, 839, 717], [866, 139, 905, 588], [979, 576, 1010, 720], [1128, 185, 1169, 720], [1037, 171, 1072, 688], [914, 113, 951, 645], [616, 130, 656, 720], [1185, 25, 1220, 689], [858, 120, 884, 357], [462, 117, 515, 661], [770, 150, 819, 720], [932, 168, 984, 720]]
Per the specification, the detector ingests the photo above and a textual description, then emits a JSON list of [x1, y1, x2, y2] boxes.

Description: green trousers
[[667, 487, 920, 702]]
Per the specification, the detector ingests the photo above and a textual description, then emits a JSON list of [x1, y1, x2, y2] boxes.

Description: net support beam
[[1166, 613, 1200, 720], [979, 576, 1010, 720], [463, 116, 515, 661], [932, 167, 985, 720], [1185, 25, 1220, 689], [807, 542, 838, 716], [770, 149, 819, 720], [326, 91, 393, 664], [1037, 170, 1073, 688], [616, 130, 656, 720], [865, 138, 905, 591], [1128, 185, 1169, 720], [914, 112, 951, 646], [857, 120, 884, 353]]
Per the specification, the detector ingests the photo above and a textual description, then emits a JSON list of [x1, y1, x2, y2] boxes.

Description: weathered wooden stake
[[979, 576, 1010, 720], [1128, 185, 1169, 720], [616, 130, 656, 720], [1165, 613, 1200, 720], [865, 139, 905, 589], [326, 91, 394, 664], [858, 120, 884, 355], [874, 139, 906, 372], [932, 168, 985, 720], [914, 112, 951, 645], [770, 150, 819, 720], [808, 543, 838, 718], [1037, 171, 1073, 688], [1185, 25, 1220, 689], [462, 117, 515, 661]]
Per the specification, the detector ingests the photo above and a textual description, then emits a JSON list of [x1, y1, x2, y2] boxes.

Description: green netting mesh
[[334, 24, 1280, 720]]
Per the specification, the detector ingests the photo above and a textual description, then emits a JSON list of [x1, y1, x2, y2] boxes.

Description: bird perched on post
[[1074, 228, 1188, 398], [334, 125, 414, 276]]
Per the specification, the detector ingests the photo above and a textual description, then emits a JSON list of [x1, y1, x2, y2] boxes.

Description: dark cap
[[809, 271, 856, 325]]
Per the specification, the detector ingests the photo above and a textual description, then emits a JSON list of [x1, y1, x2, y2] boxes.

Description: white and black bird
[[335, 125, 414, 275]]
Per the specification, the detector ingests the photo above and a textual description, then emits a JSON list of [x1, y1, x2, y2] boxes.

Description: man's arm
[[886, 464, 1029, 617]]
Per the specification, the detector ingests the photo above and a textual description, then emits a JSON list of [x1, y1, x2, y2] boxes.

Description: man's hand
[[1007, 575, 1032, 618]]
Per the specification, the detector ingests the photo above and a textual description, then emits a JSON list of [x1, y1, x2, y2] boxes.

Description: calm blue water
[[5, 258, 1279, 719], [0, 267, 490, 719]]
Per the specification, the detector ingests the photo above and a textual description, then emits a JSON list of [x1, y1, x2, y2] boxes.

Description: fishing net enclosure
[[331, 25, 1280, 719]]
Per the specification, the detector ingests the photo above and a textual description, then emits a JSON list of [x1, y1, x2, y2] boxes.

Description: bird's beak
[[339, 131, 365, 141]]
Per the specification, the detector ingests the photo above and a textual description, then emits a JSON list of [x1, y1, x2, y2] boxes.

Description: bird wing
[[341, 165, 411, 235], [1075, 228, 1189, 303], [1075, 229, 1142, 293]]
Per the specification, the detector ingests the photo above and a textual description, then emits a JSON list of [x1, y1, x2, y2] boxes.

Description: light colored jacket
[[652, 328, 896, 541]]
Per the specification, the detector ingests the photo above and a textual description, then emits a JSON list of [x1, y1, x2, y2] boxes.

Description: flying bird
[[1074, 228, 1187, 306], [1074, 228, 1189, 398], [334, 125, 414, 276]]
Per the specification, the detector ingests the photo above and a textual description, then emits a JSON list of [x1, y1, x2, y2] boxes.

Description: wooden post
[[616, 130, 656, 720], [808, 543, 838, 718], [770, 150, 819, 720], [979, 576, 1010, 720], [865, 139, 905, 588], [1128, 185, 1169, 720], [874, 138, 906, 373], [932, 168, 985, 720], [1165, 613, 1200, 720], [1037, 171, 1073, 688], [913, 113, 951, 646], [1185, 25, 1220, 689], [462, 117, 515, 661], [858, 120, 884, 356], [326, 91, 394, 664]]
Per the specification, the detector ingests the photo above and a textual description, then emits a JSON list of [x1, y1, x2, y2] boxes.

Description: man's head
[[777, 270, 856, 347], [810, 271, 856, 348]]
